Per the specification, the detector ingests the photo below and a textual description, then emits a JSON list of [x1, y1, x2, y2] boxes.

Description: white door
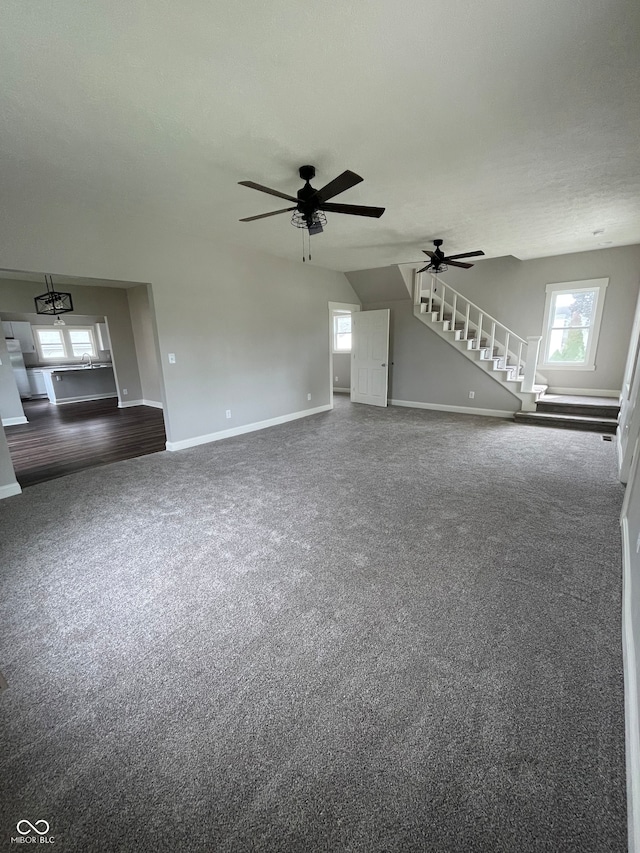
[[351, 309, 390, 407], [619, 289, 640, 481]]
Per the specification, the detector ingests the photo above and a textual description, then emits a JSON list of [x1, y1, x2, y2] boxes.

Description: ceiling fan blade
[[314, 170, 364, 203], [422, 251, 437, 259], [445, 250, 485, 261], [238, 181, 298, 203], [239, 207, 296, 222], [320, 202, 385, 218], [445, 260, 473, 269], [417, 265, 431, 273]]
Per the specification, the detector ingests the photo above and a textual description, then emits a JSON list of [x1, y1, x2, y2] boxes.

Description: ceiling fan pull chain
[[302, 227, 305, 262]]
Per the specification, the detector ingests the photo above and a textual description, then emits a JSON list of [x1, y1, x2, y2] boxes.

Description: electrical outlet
[[307, 393, 312, 401], [468, 391, 475, 399], [335, 376, 339, 382], [122, 388, 128, 395], [168, 353, 176, 364], [225, 410, 231, 419]]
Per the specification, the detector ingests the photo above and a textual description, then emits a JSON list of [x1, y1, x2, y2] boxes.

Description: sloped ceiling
[[1, 0, 639, 272]]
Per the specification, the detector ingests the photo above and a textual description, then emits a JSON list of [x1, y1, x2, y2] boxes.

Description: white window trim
[[33, 325, 98, 363], [331, 308, 353, 354], [539, 278, 608, 371]]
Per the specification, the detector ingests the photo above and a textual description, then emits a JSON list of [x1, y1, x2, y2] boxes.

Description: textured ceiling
[[1, 0, 639, 272]]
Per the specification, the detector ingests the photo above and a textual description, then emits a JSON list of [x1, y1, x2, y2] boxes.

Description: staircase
[[413, 272, 547, 412], [514, 395, 619, 433]]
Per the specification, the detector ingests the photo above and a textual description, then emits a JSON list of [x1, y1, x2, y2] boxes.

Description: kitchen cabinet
[[3, 321, 36, 353], [26, 369, 48, 398]]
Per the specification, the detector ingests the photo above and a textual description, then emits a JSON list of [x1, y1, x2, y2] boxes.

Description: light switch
[[168, 353, 176, 364]]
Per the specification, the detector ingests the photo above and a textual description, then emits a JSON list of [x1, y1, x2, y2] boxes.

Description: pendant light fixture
[[34, 274, 73, 321]]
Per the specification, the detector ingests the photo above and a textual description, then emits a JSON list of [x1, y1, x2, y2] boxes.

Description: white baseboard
[[119, 399, 163, 409], [166, 403, 332, 452], [0, 482, 22, 500], [547, 386, 621, 398], [333, 387, 350, 393], [54, 393, 117, 405], [622, 517, 640, 853], [1, 416, 28, 426], [389, 399, 515, 419]]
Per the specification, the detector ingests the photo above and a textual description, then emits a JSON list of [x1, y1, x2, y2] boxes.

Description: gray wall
[[433, 245, 640, 393], [0, 423, 19, 495], [127, 285, 162, 404], [0, 279, 142, 401], [346, 266, 409, 303], [333, 353, 350, 390], [0, 206, 358, 491], [0, 335, 26, 423], [364, 299, 520, 413]]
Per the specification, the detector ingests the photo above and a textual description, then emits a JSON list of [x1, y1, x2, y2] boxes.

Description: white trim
[[33, 324, 99, 363], [53, 392, 117, 405], [1, 416, 28, 426], [0, 481, 22, 500], [118, 399, 163, 409], [622, 516, 640, 853], [539, 278, 609, 371], [547, 386, 621, 398], [389, 399, 515, 419], [328, 301, 361, 410], [333, 387, 350, 393], [166, 404, 332, 452]]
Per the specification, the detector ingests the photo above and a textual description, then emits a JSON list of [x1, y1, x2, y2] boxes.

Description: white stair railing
[[414, 271, 543, 393]]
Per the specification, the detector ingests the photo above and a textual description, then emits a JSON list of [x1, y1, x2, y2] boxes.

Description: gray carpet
[[0, 398, 627, 852]]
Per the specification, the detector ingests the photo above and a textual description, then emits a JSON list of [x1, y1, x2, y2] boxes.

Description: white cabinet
[[96, 322, 111, 351], [3, 321, 36, 353], [26, 369, 47, 397]]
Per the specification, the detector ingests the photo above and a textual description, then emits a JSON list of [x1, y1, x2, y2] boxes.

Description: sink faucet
[[81, 352, 93, 367]]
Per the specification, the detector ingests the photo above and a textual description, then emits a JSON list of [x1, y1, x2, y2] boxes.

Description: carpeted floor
[[0, 398, 627, 852]]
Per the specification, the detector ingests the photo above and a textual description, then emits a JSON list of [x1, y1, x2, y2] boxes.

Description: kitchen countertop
[[37, 364, 113, 373]]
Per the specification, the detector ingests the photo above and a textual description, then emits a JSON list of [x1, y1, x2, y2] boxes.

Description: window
[[333, 310, 352, 352], [34, 326, 98, 362], [540, 279, 608, 370]]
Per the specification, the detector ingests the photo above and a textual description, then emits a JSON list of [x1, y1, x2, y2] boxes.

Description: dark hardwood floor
[[5, 398, 166, 487]]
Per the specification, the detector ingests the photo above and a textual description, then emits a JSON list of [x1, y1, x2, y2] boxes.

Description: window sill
[[540, 364, 596, 371]]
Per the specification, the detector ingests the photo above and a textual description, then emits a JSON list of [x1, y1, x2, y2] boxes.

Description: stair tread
[[515, 411, 618, 424]]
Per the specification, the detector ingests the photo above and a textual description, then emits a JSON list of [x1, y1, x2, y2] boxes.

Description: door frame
[[328, 301, 360, 409]]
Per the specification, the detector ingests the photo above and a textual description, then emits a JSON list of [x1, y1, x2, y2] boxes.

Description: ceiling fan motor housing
[[298, 165, 316, 182]]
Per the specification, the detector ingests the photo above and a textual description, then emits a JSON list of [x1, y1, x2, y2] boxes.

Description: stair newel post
[[439, 284, 446, 322], [517, 341, 523, 377], [463, 303, 470, 340], [451, 293, 457, 332], [413, 269, 421, 307], [503, 332, 510, 370], [477, 312, 483, 350], [522, 336, 543, 393]]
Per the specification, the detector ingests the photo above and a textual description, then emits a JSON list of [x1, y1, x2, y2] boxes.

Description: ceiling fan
[[238, 165, 385, 235], [416, 239, 485, 273]]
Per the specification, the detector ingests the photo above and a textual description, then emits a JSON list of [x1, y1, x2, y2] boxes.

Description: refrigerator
[[5, 338, 31, 399]]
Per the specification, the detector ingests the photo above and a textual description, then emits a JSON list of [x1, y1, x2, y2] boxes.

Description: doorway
[[0, 270, 166, 487], [328, 301, 360, 408]]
